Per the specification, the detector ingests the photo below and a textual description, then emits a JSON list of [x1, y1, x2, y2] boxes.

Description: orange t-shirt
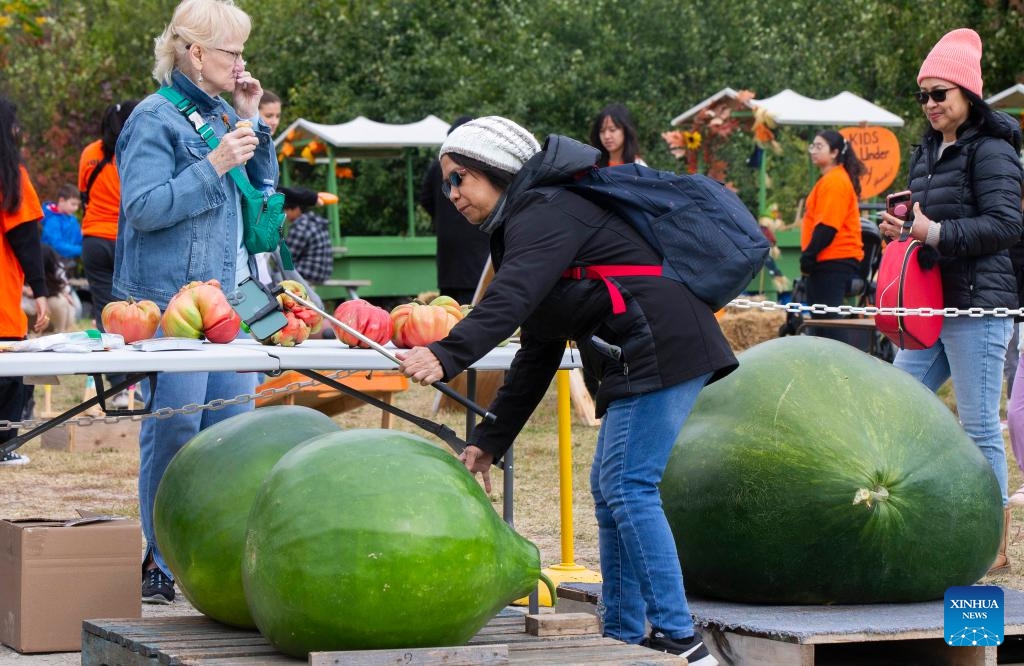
[[800, 166, 864, 263], [78, 139, 121, 240], [1, 165, 44, 337]]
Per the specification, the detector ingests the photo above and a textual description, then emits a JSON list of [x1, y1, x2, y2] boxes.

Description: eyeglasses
[[441, 169, 468, 198], [914, 87, 957, 105], [807, 142, 829, 152], [213, 47, 245, 65]]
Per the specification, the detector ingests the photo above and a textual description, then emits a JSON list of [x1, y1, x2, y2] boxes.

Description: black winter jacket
[[427, 136, 737, 459], [907, 112, 1024, 309]]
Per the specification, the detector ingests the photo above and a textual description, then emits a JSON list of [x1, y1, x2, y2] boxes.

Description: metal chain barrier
[[726, 298, 1024, 319], [4, 301, 1022, 433], [0, 369, 361, 432]]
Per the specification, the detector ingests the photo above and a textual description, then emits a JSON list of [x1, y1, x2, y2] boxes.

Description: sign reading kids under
[[944, 585, 1003, 647], [839, 126, 900, 200]]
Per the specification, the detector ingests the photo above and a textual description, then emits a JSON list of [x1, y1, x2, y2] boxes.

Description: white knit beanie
[[439, 116, 540, 175]]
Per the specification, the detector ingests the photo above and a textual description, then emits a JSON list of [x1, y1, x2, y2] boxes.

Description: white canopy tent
[[274, 115, 451, 238], [274, 115, 451, 157], [672, 88, 905, 214], [987, 83, 1024, 111], [672, 88, 904, 127]]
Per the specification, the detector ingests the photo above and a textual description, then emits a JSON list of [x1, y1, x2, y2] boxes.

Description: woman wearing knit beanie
[[879, 28, 1024, 574], [396, 116, 733, 665]]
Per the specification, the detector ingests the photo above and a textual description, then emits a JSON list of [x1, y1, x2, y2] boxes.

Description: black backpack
[[564, 162, 770, 311]]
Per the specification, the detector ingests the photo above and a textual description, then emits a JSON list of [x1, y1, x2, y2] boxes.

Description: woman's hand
[[32, 297, 49, 334], [207, 126, 258, 176], [460, 445, 494, 493], [396, 346, 444, 386], [879, 202, 931, 242], [232, 69, 263, 120]]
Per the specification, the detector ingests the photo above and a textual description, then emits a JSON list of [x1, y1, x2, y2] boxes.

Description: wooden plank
[[162, 644, 286, 664], [567, 368, 600, 427], [82, 630, 158, 666], [524, 613, 600, 637], [309, 643, 509, 665], [706, 629, 814, 666], [42, 418, 140, 453]]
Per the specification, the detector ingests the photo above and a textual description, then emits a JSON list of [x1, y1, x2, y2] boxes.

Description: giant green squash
[[242, 429, 548, 658], [154, 405, 340, 627], [663, 336, 1001, 604]]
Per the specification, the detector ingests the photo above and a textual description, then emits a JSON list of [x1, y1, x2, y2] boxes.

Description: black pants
[[82, 235, 127, 388], [0, 338, 28, 446], [804, 261, 857, 344]]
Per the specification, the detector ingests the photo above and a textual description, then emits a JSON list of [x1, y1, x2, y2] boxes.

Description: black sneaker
[[0, 451, 29, 466], [142, 567, 175, 604], [642, 628, 718, 666]]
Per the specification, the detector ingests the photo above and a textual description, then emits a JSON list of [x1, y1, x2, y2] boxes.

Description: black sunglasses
[[914, 87, 958, 105], [441, 169, 467, 197]]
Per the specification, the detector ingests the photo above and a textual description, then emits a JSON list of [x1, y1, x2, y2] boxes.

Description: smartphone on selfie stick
[[886, 190, 913, 241], [226, 278, 288, 341]]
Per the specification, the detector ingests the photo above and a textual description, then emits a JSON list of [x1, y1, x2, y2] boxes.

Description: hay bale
[[719, 308, 787, 352]]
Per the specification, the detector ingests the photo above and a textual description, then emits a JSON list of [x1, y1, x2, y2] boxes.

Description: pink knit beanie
[[917, 28, 983, 97]]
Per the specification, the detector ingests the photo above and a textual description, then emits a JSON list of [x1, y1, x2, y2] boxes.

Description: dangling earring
[[197, 71, 203, 84]]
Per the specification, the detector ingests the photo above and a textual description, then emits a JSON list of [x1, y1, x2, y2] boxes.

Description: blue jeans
[[894, 316, 1012, 505], [590, 373, 711, 644], [139, 369, 259, 577]]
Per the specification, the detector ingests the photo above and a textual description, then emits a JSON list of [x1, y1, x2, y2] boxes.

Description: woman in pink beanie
[[879, 28, 1024, 575]]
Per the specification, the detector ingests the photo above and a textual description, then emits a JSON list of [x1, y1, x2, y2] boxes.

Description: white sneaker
[[1010, 485, 1024, 507], [0, 451, 30, 465]]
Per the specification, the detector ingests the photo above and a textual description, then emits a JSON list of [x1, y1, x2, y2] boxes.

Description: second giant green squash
[[663, 336, 1002, 604]]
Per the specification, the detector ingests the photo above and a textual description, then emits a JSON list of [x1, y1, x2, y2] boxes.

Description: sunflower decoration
[[684, 130, 702, 150]]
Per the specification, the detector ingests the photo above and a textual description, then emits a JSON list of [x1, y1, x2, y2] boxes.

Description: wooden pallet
[[81, 611, 686, 665], [559, 583, 1024, 666]]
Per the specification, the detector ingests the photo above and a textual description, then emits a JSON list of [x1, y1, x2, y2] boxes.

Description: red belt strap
[[561, 265, 663, 314]]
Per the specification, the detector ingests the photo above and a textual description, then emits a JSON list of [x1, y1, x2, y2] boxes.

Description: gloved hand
[[799, 252, 817, 275]]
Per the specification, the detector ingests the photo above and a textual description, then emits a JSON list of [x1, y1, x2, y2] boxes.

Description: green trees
[[4, 0, 1021, 227]]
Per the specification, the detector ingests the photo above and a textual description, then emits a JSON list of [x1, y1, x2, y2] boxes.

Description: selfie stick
[[280, 288, 497, 424]]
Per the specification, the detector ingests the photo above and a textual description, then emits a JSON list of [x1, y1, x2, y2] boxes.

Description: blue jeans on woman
[[894, 315, 1012, 505], [590, 373, 711, 644], [139, 369, 259, 577]]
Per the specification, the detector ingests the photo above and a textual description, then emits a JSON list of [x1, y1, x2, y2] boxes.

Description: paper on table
[[131, 337, 206, 352]]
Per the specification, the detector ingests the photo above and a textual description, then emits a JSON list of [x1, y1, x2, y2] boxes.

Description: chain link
[[727, 298, 1024, 318], [0, 369, 360, 432]]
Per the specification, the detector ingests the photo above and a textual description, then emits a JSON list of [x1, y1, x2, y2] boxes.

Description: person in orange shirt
[[0, 95, 50, 466], [78, 100, 137, 408], [799, 130, 866, 341], [79, 100, 137, 326]]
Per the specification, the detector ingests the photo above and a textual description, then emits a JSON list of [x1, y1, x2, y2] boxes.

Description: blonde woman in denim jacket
[[112, 0, 277, 605]]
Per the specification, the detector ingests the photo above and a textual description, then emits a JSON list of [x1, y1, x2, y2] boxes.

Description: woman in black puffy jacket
[[879, 28, 1024, 574], [397, 117, 733, 665]]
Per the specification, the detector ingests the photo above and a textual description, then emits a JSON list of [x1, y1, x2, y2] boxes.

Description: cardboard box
[[0, 514, 141, 653]]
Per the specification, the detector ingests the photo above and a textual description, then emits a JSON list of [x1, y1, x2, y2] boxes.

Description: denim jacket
[[113, 70, 278, 308]]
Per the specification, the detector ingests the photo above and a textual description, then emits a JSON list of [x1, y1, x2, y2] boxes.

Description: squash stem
[[539, 572, 557, 608], [852, 486, 890, 508]]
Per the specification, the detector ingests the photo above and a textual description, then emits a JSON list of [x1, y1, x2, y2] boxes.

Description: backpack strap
[[156, 86, 294, 274], [562, 265, 662, 314], [156, 86, 260, 200]]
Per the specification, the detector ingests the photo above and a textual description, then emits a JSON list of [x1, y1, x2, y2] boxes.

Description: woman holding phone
[[114, 0, 278, 604], [878, 28, 1023, 574]]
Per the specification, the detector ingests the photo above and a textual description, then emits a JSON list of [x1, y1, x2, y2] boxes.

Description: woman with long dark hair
[[878, 28, 1023, 574], [589, 103, 644, 167], [0, 95, 49, 465], [799, 129, 866, 339]]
